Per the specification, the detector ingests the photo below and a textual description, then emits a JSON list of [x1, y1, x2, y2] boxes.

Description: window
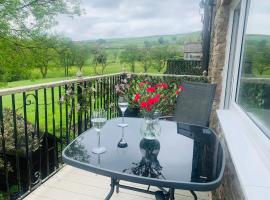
[[224, 3, 241, 108], [236, 0, 270, 137]]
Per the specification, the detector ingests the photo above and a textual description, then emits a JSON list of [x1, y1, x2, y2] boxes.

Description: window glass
[[237, 0, 270, 137]]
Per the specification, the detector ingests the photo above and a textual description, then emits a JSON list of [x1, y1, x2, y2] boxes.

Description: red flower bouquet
[[115, 74, 184, 116]]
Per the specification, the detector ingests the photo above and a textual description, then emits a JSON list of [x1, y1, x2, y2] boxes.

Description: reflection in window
[[237, 0, 270, 137]]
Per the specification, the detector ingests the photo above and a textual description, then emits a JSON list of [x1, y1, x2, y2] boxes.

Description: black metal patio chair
[[155, 82, 216, 200], [160, 81, 217, 127]]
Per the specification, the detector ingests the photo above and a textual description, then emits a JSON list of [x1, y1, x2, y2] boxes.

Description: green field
[[0, 62, 165, 89], [80, 31, 201, 48]]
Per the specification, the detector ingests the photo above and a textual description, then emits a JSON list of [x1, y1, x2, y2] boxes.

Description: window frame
[[222, 0, 270, 139]]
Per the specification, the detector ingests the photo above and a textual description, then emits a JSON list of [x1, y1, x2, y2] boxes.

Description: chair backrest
[[173, 82, 216, 127]]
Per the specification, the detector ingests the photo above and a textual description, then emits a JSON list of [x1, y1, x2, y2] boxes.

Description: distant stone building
[[183, 42, 202, 61]]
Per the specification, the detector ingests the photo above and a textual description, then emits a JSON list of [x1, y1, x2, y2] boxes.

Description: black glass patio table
[[62, 117, 225, 200]]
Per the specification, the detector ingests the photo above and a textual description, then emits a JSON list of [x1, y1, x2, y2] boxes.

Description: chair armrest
[[158, 115, 173, 121]]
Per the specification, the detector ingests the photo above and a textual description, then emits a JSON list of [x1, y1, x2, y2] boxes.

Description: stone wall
[[208, 0, 246, 199], [209, 0, 231, 126]]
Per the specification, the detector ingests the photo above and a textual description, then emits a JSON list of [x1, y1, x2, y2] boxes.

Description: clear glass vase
[[140, 111, 161, 139]]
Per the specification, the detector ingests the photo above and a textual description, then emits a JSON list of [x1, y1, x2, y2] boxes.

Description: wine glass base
[[92, 147, 106, 154], [118, 141, 128, 148], [118, 123, 128, 127]]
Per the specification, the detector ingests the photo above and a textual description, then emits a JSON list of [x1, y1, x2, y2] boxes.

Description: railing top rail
[[128, 72, 208, 79], [0, 72, 208, 96], [0, 73, 122, 96], [242, 77, 270, 84]]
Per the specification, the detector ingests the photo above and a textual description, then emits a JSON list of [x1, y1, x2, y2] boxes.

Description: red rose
[[140, 101, 147, 108], [176, 85, 184, 94], [155, 83, 168, 89], [147, 97, 155, 105], [155, 83, 161, 88], [178, 85, 185, 91], [155, 93, 161, 100], [139, 82, 144, 86], [162, 83, 168, 89], [134, 93, 140, 102], [146, 87, 156, 92], [145, 106, 152, 111]]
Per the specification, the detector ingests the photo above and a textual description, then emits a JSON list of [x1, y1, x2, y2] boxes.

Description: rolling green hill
[[78, 31, 202, 48]]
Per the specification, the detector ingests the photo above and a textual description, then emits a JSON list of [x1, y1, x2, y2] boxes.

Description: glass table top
[[63, 118, 225, 190]]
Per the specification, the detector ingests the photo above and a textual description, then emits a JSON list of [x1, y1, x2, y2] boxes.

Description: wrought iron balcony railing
[[0, 73, 207, 200]]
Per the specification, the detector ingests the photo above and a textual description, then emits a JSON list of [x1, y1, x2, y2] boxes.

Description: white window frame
[[220, 0, 270, 167], [217, 1, 270, 197], [221, 0, 268, 137]]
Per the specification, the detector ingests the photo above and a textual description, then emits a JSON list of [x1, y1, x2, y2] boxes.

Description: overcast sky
[[247, 0, 270, 35], [53, 0, 203, 41]]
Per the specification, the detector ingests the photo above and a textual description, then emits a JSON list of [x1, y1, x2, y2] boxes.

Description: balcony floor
[[24, 165, 212, 200]]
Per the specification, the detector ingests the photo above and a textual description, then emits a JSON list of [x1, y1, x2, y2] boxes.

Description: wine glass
[[118, 127, 128, 148], [118, 96, 128, 127], [91, 109, 107, 154]]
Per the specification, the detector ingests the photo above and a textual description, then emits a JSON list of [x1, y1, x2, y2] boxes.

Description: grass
[[1, 62, 164, 89]]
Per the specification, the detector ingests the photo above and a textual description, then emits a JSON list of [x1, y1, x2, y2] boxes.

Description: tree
[[246, 40, 270, 75], [138, 48, 152, 73], [92, 47, 107, 74], [144, 40, 152, 49], [112, 50, 119, 63], [0, 0, 81, 81], [119, 45, 140, 72], [0, 38, 33, 81], [74, 44, 90, 71], [0, 0, 81, 40], [31, 35, 58, 78], [253, 40, 270, 75], [158, 37, 165, 45], [56, 38, 76, 76], [96, 39, 106, 45], [150, 46, 169, 72]]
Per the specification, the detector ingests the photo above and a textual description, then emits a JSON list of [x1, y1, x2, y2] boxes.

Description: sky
[[247, 0, 270, 35], [53, 0, 203, 41]]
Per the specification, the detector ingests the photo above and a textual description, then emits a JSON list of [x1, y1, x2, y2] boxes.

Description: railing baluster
[[51, 87, 57, 169], [64, 85, 69, 145], [43, 89, 49, 176], [72, 83, 76, 139], [100, 78, 103, 109], [84, 82, 87, 131], [77, 83, 82, 135], [97, 79, 100, 109], [113, 76, 116, 117], [35, 90, 42, 186], [11, 94, 22, 194], [94, 80, 97, 110], [58, 86, 63, 154], [103, 78, 105, 110], [0, 96, 10, 198], [106, 78, 109, 119], [23, 92, 32, 191], [89, 81, 92, 127], [108, 77, 111, 118]]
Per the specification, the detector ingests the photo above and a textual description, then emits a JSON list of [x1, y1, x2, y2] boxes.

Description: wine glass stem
[[121, 127, 125, 139], [97, 130, 101, 148], [122, 111, 125, 123]]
